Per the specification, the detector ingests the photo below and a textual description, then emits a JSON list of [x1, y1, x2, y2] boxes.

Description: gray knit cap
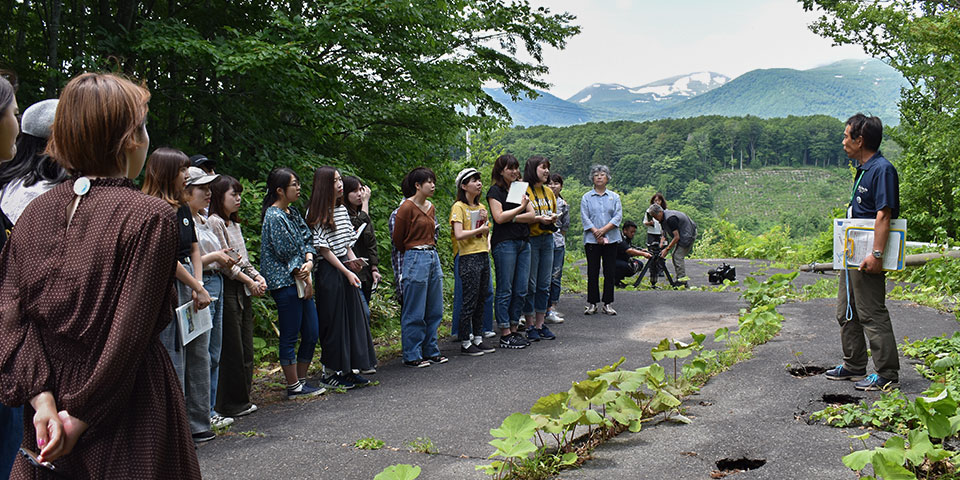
[[21, 99, 58, 139]]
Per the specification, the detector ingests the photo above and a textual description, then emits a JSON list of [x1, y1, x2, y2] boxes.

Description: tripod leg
[[633, 260, 652, 287]]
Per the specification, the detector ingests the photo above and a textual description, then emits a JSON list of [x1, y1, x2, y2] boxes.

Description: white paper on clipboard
[[506, 181, 529, 205], [832, 218, 907, 271], [176, 300, 214, 346]]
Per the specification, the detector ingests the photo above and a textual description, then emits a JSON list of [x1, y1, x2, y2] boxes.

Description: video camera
[[707, 263, 736, 284]]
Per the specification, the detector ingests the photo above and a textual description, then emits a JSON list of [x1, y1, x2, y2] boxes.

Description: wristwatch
[[872, 250, 883, 259]]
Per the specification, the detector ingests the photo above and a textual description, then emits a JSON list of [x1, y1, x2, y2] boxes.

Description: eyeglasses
[[287, 181, 301, 189]]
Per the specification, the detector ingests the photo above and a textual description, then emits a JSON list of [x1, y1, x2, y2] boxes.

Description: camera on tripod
[[708, 263, 736, 284]]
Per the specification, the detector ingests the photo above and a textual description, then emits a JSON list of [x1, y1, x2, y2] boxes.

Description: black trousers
[[585, 243, 617, 304]]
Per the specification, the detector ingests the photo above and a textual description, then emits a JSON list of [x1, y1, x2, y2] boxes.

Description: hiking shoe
[[427, 355, 449, 365], [500, 333, 528, 349], [461, 344, 485, 356], [360, 367, 377, 375], [854, 374, 899, 391], [286, 381, 327, 399], [231, 404, 258, 417], [403, 359, 430, 368], [345, 373, 372, 387], [482, 330, 497, 338], [545, 311, 564, 324], [192, 430, 216, 443], [476, 341, 497, 353], [601, 304, 617, 315], [321, 374, 355, 390], [824, 365, 866, 381], [527, 326, 541, 342], [538, 325, 556, 340], [210, 414, 234, 429], [584, 303, 598, 315]]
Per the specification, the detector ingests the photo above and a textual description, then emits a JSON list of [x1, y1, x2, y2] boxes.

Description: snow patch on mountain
[[578, 94, 592, 103]]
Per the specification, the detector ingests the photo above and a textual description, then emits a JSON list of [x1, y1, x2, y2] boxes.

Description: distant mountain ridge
[[486, 59, 906, 126]]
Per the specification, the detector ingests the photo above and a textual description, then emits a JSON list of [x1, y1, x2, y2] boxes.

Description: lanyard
[[849, 171, 864, 206]]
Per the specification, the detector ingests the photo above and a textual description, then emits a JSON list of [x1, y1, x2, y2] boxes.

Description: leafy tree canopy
[[800, 0, 960, 240]]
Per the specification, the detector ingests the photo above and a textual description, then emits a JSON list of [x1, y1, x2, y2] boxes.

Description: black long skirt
[[315, 258, 377, 373]]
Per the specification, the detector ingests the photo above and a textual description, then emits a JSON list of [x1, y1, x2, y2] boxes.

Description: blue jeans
[[550, 245, 565, 306], [492, 239, 531, 329], [400, 249, 444, 362], [451, 254, 494, 337], [203, 271, 224, 416], [524, 234, 554, 315], [271, 283, 320, 366], [0, 404, 22, 477]]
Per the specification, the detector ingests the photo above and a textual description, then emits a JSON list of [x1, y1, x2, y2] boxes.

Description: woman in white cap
[[0, 99, 69, 225], [450, 167, 497, 356], [183, 166, 239, 437]]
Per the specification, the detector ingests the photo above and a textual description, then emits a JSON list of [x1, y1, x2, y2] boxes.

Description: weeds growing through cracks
[[477, 273, 798, 479]]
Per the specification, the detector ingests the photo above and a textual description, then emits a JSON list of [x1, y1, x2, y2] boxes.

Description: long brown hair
[[305, 166, 340, 230], [142, 147, 189, 208], [210, 175, 243, 223], [46, 73, 150, 176]]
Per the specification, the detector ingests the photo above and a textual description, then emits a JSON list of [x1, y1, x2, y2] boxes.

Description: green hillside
[[711, 167, 851, 239], [661, 59, 906, 125]]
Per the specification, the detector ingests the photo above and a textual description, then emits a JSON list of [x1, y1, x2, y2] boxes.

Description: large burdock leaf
[[490, 413, 537, 440]]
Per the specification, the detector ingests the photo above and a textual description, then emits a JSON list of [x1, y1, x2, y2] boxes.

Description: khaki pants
[[672, 243, 692, 280], [836, 269, 899, 381]]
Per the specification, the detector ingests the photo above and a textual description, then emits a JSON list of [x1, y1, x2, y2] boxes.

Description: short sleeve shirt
[[487, 184, 529, 247], [312, 205, 358, 258], [526, 184, 557, 237], [450, 201, 489, 256], [176, 205, 197, 261], [850, 153, 900, 219]]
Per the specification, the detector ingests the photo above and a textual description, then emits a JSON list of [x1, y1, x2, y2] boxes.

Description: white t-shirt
[[1, 179, 56, 224], [644, 211, 662, 235]]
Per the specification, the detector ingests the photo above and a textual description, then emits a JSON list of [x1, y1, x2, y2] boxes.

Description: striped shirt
[[312, 205, 358, 258]]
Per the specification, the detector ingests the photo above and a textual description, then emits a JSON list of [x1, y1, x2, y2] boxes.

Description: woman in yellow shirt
[[522, 156, 559, 342], [450, 168, 498, 356]]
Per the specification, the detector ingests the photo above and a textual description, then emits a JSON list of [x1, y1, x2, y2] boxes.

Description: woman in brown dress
[[0, 73, 201, 478]]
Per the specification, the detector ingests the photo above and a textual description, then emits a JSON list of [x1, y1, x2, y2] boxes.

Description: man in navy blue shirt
[[824, 114, 900, 391]]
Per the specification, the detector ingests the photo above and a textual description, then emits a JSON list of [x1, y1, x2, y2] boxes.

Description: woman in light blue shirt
[[580, 165, 622, 315]]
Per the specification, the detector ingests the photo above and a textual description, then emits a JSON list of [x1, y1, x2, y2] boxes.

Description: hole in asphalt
[[788, 365, 827, 377], [715, 457, 766, 472], [822, 393, 863, 405]]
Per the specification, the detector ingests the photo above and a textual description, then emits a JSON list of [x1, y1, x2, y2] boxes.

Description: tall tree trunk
[[45, 0, 62, 94]]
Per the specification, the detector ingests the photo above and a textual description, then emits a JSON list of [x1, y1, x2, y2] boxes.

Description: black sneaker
[[345, 373, 372, 387], [476, 341, 497, 353], [321, 374, 355, 390], [192, 430, 216, 443], [516, 333, 531, 346], [427, 355, 449, 365], [461, 344, 485, 356], [499, 333, 528, 349], [403, 359, 431, 368]]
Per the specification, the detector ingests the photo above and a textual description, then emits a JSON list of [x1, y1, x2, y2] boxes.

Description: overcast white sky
[[529, 0, 869, 99]]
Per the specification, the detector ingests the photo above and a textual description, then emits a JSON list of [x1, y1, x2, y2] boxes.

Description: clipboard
[[832, 218, 907, 271], [506, 181, 528, 204]]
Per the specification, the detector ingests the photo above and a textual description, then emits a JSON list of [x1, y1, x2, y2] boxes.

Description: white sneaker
[[584, 303, 598, 315], [210, 414, 234, 429], [545, 311, 565, 324], [233, 404, 258, 417], [601, 304, 617, 315], [482, 330, 497, 338]]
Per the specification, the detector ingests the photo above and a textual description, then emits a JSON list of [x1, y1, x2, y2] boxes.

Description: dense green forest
[[495, 115, 870, 201]]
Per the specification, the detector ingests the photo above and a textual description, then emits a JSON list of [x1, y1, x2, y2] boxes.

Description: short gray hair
[[646, 203, 663, 217], [589, 164, 612, 183]]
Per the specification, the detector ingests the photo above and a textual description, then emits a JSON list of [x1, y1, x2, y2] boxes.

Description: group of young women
[[0, 67, 631, 479], [387, 154, 570, 362]]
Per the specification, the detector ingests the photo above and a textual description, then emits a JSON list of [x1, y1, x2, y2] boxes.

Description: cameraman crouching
[[645, 204, 697, 286], [615, 221, 652, 287]]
